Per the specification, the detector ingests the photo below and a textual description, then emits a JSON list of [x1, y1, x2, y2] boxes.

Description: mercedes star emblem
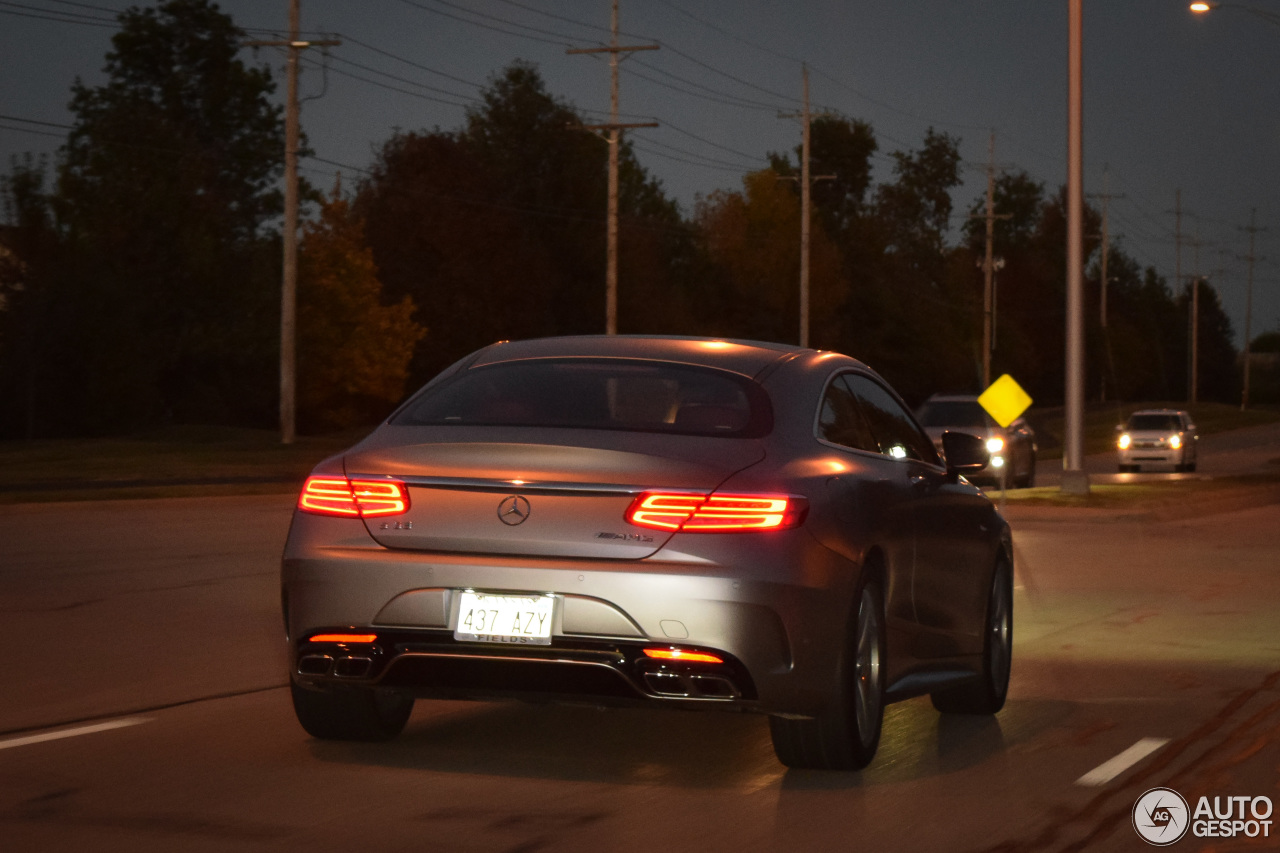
[[497, 495, 531, 526]]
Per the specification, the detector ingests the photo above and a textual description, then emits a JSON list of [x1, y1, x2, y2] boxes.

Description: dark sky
[[4, 0, 1279, 351]]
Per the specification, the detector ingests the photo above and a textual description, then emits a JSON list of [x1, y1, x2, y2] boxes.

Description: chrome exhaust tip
[[333, 656, 373, 678], [297, 654, 334, 676]]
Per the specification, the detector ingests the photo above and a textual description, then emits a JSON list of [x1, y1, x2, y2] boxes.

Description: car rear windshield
[[1127, 414, 1182, 431], [916, 400, 995, 430], [392, 359, 771, 437]]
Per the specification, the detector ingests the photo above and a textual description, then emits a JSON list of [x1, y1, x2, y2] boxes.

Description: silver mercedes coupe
[[282, 335, 1012, 770]]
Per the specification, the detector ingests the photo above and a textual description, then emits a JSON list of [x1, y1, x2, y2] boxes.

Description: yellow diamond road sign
[[978, 374, 1032, 428]]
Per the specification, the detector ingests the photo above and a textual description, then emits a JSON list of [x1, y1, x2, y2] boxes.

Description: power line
[[0, 2, 115, 27], [488, 0, 613, 39], [626, 60, 784, 112], [656, 41, 795, 105], [0, 113, 73, 130], [653, 0, 802, 67], [628, 136, 756, 172], [38, 0, 124, 13], [298, 54, 472, 108], [324, 53, 476, 102], [659, 119, 760, 162], [337, 33, 486, 90], [0, 122, 66, 139], [393, 0, 571, 47]]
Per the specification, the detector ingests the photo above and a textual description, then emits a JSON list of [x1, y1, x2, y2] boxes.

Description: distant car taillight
[[626, 492, 807, 532], [298, 476, 410, 518]]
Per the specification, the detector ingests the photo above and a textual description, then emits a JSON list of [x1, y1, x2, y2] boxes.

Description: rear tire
[[931, 559, 1012, 715], [769, 579, 885, 770], [290, 680, 414, 741]]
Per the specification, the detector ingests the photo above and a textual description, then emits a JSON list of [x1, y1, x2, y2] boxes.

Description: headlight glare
[[985, 436, 1004, 454], [1118, 433, 1131, 450]]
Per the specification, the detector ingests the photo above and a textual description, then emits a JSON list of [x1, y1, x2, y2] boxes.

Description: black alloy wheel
[[930, 559, 1012, 715], [769, 579, 886, 770], [290, 680, 414, 741]]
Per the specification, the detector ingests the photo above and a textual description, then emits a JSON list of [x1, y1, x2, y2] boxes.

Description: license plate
[[454, 592, 554, 645]]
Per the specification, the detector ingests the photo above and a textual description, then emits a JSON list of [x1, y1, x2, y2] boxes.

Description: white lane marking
[[0, 717, 150, 751], [1075, 737, 1169, 787]]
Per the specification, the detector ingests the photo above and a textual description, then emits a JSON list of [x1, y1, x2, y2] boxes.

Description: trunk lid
[[344, 426, 765, 559]]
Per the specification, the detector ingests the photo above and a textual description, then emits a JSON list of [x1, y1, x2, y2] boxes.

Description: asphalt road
[[1, 449, 1278, 851]]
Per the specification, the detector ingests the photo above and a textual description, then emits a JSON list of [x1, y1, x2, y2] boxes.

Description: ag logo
[[1133, 787, 1190, 846]]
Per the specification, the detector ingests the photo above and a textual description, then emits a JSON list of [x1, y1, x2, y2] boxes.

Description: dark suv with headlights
[[915, 394, 1037, 488]]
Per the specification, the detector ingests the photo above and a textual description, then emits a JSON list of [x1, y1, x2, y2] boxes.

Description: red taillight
[[626, 493, 706, 530], [308, 633, 377, 644], [298, 476, 409, 518], [643, 647, 724, 664], [350, 480, 410, 517], [625, 491, 806, 532]]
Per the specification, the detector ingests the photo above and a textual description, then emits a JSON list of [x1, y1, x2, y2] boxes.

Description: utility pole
[[1240, 208, 1264, 410], [799, 65, 813, 349], [778, 65, 834, 348], [982, 133, 996, 389], [1088, 169, 1125, 329], [975, 132, 1011, 388], [1088, 169, 1123, 402], [1173, 190, 1189, 403], [1190, 231, 1202, 405], [567, 1, 657, 335], [246, 1, 338, 444], [1174, 188, 1182, 318]]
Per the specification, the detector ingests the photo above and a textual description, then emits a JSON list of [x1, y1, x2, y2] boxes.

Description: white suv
[[1117, 409, 1198, 472]]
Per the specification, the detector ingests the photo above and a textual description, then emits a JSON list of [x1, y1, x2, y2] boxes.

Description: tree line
[[0, 0, 1246, 439]]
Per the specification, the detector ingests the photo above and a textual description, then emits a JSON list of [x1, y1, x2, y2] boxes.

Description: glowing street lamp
[[1190, 1, 1280, 26]]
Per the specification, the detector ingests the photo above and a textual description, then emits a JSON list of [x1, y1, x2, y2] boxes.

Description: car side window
[[817, 375, 878, 452], [843, 373, 939, 464]]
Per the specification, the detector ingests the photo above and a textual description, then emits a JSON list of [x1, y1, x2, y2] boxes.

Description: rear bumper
[[1119, 446, 1189, 466], [282, 513, 860, 716], [291, 629, 758, 709]]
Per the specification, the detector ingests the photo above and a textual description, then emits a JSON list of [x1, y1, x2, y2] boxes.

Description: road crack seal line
[[968, 668, 1280, 853]]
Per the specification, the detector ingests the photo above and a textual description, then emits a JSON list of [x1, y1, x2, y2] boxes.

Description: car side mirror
[[942, 430, 990, 475], [1114, 424, 1124, 432]]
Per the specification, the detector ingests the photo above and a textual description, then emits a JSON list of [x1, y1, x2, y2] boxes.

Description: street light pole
[[1063, 0, 1089, 495]]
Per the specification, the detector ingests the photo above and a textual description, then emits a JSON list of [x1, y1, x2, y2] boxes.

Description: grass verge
[[0, 425, 368, 504], [992, 472, 1280, 517], [1023, 401, 1280, 459]]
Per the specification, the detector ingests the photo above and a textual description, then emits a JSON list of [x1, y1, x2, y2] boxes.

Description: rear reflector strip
[[307, 634, 378, 644], [299, 477, 410, 518], [643, 648, 725, 664], [626, 492, 806, 532]]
